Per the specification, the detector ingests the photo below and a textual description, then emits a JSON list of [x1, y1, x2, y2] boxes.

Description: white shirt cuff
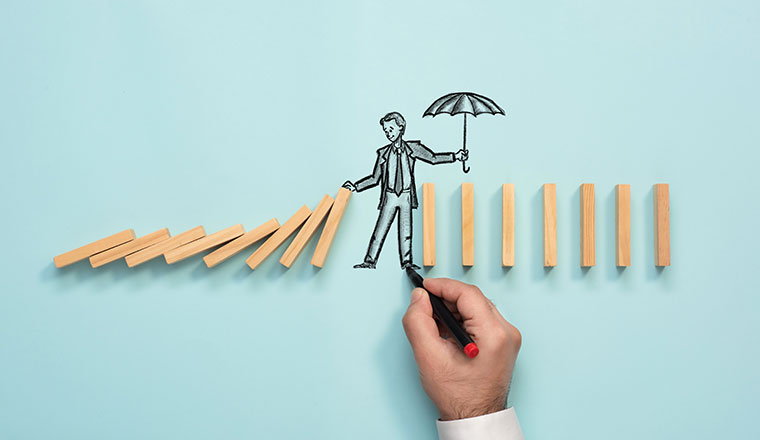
[[436, 407, 524, 440]]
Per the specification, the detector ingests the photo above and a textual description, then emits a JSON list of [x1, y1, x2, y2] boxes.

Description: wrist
[[438, 394, 507, 421]]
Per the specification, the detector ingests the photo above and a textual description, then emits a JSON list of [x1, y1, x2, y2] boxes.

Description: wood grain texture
[[580, 183, 595, 267], [311, 187, 351, 268], [203, 218, 280, 268], [615, 184, 631, 267], [422, 183, 436, 267], [654, 183, 670, 266], [280, 195, 334, 268], [462, 183, 474, 266], [164, 224, 244, 264], [247, 205, 312, 270], [90, 228, 170, 268], [543, 183, 557, 267], [54, 229, 135, 268], [502, 184, 515, 267], [125, 226, 206, 267]]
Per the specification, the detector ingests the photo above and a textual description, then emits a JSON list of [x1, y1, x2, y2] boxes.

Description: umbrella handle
[[462, 158, 470, 173]]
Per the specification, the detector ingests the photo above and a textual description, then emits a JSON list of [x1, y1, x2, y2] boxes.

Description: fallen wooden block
[[502, 184, 515, 267], [280, 195, 334, 268], [90, 228, 170, 268], [125, 226, 206, 267], [54, 229, 135, 268], [615, 184, 631, 267], [164, 224, 245, 264], [462, 183, 474, 266], [543, 184, 557, 267], [654, 183, 670, 266], [311, 187, 351, 268], [247, 205, 312, 270], [580, 183, 595, 267], [203, 218, 280, 268], [423, 183, 436, 267]]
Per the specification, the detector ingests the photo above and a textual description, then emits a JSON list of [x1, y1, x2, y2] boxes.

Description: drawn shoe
[[401, 262, 420, 270], [353, 261, 377, 269]]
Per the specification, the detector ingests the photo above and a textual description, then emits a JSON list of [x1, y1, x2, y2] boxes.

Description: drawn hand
[[455, 149, 469, 161], [402, 278, 521, 421], [342, 180, 356, 192]]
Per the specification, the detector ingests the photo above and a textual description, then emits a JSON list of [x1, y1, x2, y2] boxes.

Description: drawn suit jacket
[[354, 140, 456, 209]]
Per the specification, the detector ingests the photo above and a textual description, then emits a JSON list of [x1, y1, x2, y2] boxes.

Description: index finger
[[422, 278, 501, 328]]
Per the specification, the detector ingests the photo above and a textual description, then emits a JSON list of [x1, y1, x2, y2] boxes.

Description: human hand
[[455, 149, 469, 161], [402, 278, 521, 421], [342, 180, 356, 191]]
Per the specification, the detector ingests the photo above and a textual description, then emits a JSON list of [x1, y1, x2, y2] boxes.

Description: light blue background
[[1, 1, 758, 439]]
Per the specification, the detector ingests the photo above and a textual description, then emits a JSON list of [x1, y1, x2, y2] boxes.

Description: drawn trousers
[[365, 190, 413, 266]]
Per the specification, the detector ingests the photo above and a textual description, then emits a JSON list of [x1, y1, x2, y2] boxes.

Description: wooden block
[[311, 187, 352, 268], [54, 229, 135, 268], [502, 184, 515, 267], [422, 183, 436, 267], [125, 226, 205, 267], [580, 183, 595, 267], [247, 205, 312, 270], [615, 184, 631, 267], [164, 224, 245, 264], [203, 218, 280, 268], [543, 184, 557, 267], [90, 228, 170, 268], [654, 183, 670, 266], [280, 195, 334, 268], [462, 183, 474, 266]]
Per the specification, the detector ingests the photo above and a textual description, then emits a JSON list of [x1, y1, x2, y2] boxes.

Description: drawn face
[[382, 120, 402, 143]]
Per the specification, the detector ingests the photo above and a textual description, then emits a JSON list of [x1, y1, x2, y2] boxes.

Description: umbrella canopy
[[423, 92, 505, 173]]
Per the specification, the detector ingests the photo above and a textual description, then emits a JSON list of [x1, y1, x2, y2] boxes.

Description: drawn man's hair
[[379, 112, 406, 135]]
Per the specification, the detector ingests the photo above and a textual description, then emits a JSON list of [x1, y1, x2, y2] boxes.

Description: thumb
[[402, 288, 446, 359]]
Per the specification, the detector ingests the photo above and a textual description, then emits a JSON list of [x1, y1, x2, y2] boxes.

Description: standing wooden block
[[462, 183, 474, 266], [580, 183, 595, 267], [615, 184, 631, 267], [90, 228, 170, 268], [54, 229, 135, 268], [311, 187, 352, 268], [422, 183, 436, 267], [280, 195, 335, 268], [502, 184, 515, 267], [654, 183, 670, 266], [203, 218, 280, 268], [543, 184, 557, 267], [125, 226, 206, 267], [247, 205, 312, 270], [164, 224, 245, 264]]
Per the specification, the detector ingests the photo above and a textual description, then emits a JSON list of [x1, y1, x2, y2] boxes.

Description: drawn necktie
[[394, 149, 403, 196]]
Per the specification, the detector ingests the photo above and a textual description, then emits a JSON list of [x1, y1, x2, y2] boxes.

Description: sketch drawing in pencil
[[342, 112, 467, 269]]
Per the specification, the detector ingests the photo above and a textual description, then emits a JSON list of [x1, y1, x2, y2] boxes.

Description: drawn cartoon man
[[343, 112, 467, 269]]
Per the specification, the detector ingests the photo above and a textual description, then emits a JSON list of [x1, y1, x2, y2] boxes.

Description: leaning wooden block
[[654, 183, 670, 266], [247, 205, 312, 270], [423, 183, 436, 267], [580, 183, 595, 267], [543, 184, 557, 267], [203, 218, 280, 268], [125, 226, 206, 267], [280, 195, 334, 268], [502, 184, 515, 267], [462, 183, 474, 266], [54, 229, 135, 268], [90, 228, 170, 268], [164, 224, 245, 264], [615, 184, 631, 267], [311, 187, 352, 268]]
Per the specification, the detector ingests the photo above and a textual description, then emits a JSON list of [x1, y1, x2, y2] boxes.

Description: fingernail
[[411, 289, 424, 304]]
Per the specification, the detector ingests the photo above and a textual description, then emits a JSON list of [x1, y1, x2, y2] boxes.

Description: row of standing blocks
[[53, 188, 353, 270], [425, 183, 670, 268]]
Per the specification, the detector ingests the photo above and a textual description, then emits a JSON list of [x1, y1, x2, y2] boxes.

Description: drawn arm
[[413, 143, 465, 165], [344, 153, 382, 192]]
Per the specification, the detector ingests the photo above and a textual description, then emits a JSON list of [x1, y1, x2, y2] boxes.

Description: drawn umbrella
[[423, 92, 505, 173]]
